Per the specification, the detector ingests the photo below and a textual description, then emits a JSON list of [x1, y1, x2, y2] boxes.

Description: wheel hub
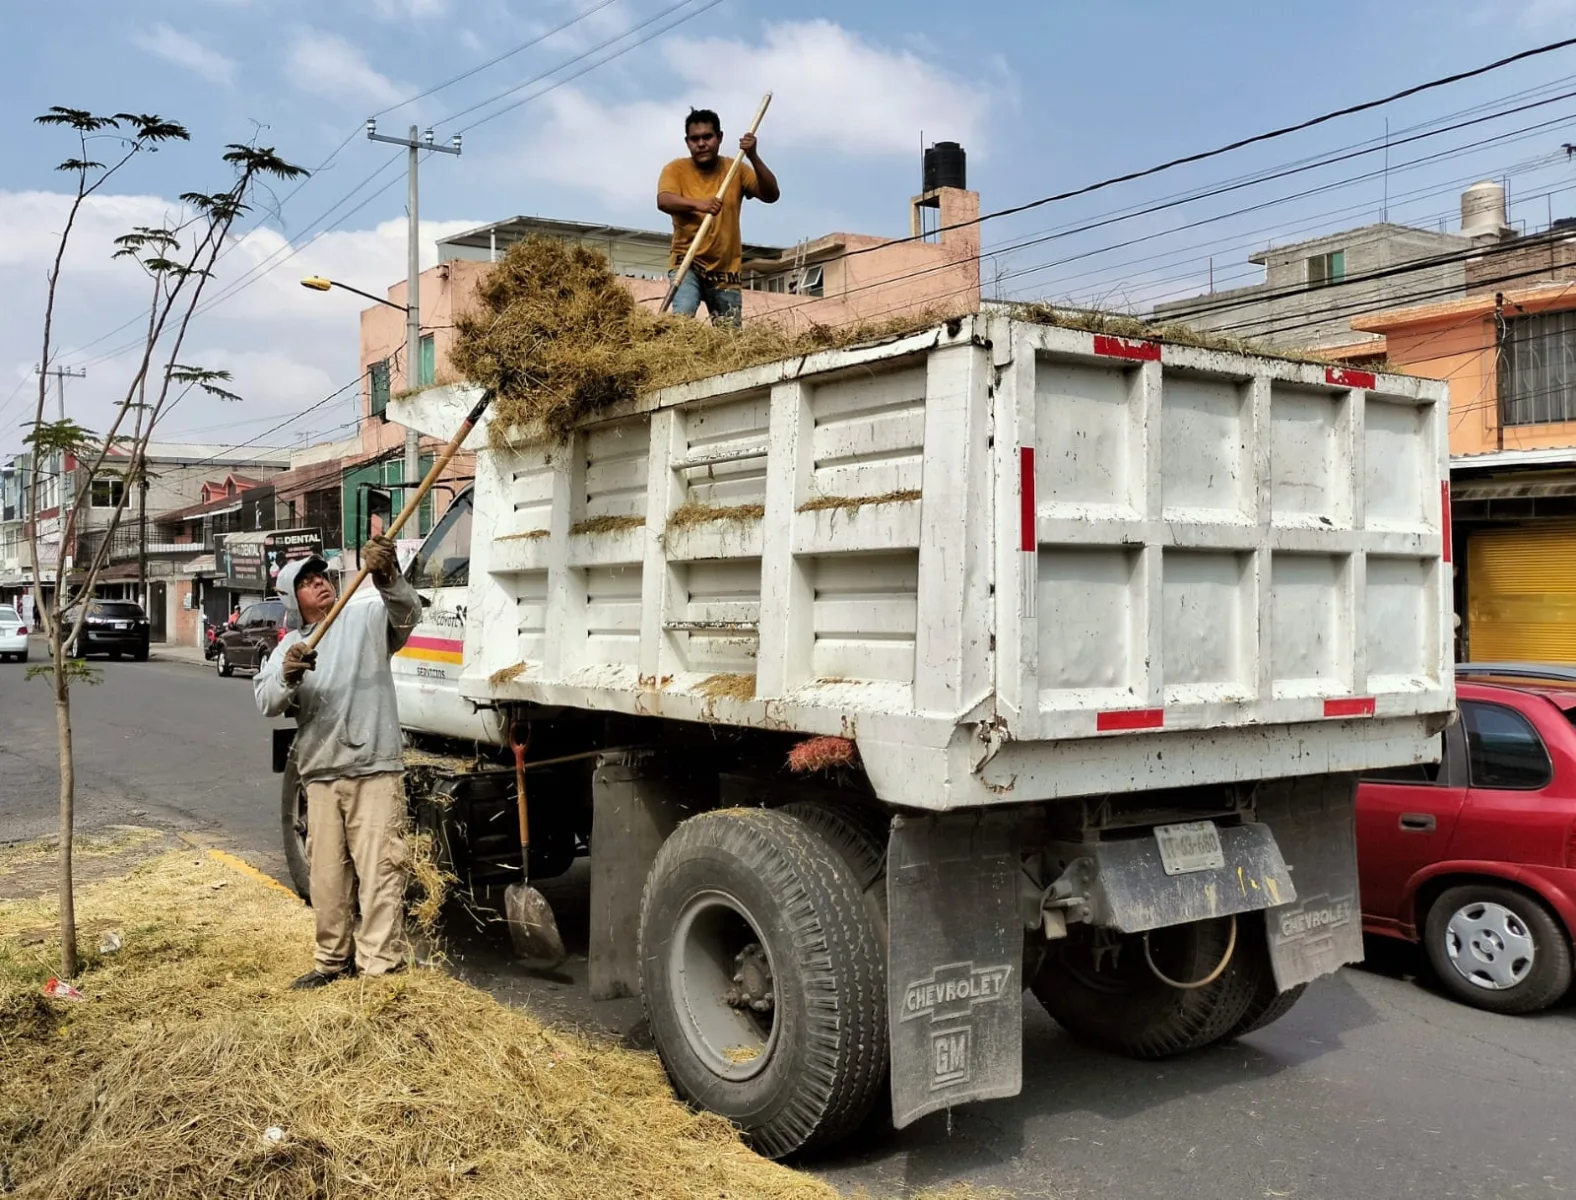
[[724, 943, 774, 1012], [1445, 901, 1535, 991]]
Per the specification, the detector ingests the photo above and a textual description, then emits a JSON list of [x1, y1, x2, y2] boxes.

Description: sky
[[3, 0, 1576, 457]]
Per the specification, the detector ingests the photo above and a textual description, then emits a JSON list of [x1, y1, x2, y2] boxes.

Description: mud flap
[[1254, 773, 1364, 990], [887, 812, 1022, 1130]]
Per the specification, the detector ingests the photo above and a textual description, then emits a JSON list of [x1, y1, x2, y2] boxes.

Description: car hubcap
[[1444, 901, 1535, 990], [669, 891, 779, 1081]]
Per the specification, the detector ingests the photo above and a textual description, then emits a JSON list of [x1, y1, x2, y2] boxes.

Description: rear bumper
[[79, 629, 149, 652]]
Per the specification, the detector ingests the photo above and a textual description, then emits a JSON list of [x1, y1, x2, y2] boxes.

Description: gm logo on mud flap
[[901, 962, 1013, 1093]]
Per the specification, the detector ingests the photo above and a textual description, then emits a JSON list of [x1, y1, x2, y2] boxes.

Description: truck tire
[[1224, 914, 1307, 1038], [1423, 883, 1573, 1014], [639, 808, 887, 1159], [780, 797, 890, 927], [1032, 916, 1258, 1059], [281, 756, 311, 904]]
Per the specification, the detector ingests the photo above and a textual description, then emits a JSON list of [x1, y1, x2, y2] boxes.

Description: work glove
[[282, 643, 317, 686], [363, 534, 399, 585]]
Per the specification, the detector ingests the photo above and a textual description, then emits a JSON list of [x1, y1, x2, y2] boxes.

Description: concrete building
[[1153, 182, 1515, 351]]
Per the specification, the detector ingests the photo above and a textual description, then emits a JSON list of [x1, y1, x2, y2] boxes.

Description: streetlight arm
[[300, 277, 409, 313]]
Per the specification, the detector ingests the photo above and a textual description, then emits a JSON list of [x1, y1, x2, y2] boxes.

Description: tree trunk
[[54, 636, 78, 979]]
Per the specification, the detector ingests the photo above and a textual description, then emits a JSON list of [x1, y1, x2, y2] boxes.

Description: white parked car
[[0, 609, 29, 662]]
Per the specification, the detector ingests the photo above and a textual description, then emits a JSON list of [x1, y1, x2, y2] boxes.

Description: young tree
[[27, 107, 306, 977]]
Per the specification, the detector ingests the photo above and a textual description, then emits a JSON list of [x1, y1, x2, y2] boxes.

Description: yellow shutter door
[[1467, 525, 1576, 663]]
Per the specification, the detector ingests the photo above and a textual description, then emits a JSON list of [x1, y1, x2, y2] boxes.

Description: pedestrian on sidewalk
[[656, 106, 780, 326], [254, 537, 421, 990]]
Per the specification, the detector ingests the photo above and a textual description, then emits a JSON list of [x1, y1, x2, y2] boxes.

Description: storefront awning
[[183, 555, 217, 575]]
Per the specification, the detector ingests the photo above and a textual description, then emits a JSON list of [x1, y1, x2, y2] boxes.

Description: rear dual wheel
[[638, 805, 889, 1159]]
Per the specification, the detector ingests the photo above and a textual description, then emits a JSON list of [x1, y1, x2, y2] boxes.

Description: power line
[[839, 34, 1576, 259]]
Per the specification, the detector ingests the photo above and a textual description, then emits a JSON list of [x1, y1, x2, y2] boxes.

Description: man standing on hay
[[657, 106, 779, 325], [255, 538, 421, 990]]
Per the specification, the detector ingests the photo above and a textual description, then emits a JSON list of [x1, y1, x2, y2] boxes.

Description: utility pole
[[35, 364, 86, 565], [365, 120, 461, 525]]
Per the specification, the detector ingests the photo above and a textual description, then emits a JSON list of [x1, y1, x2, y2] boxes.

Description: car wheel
[[1423, 884, 1573, 1014], [133, 642, 149, 662], [217, 647, 234, 677], [109, 650, 122, 660]]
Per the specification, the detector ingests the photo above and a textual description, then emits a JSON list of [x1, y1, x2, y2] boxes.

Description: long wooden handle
[[303, 390, 493, 652], [658, 93, 772, 315]]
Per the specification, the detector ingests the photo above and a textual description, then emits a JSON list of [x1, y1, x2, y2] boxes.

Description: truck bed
[[390, 313, 1454, 809]]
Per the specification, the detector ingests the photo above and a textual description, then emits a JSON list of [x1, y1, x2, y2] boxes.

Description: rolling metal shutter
[[1467, 525, 1576, 662]]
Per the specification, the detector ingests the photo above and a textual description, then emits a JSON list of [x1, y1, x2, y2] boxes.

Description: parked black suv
[[64, 600, 151, 660], [216, 598, 286, 677]]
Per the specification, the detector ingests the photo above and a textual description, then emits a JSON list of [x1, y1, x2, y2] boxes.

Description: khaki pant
[[305, 772, 409, 975]]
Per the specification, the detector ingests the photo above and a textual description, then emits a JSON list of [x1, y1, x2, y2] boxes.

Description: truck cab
[[393, 487, 504, 745]]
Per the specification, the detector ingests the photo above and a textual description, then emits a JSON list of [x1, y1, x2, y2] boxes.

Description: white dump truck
[[277, 313, 1454, 1157]]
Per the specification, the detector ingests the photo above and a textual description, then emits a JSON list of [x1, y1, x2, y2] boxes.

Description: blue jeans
[[669, 269, 742, 326]]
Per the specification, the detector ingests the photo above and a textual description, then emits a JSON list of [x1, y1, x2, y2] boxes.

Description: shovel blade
[[505, 882, 567, 967]]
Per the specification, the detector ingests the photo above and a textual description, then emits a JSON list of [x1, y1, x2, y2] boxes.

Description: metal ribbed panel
[[1467, 526, 1576, 662]]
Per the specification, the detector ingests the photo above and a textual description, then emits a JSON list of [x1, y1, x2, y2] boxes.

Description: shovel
[[505, 723, 568, 967]]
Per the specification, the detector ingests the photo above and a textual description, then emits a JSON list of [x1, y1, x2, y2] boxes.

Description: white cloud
[[283, 31, 411, 111], [507, 19, 996, 207], [131, 23, 237, 86], [0, 189, 478, 453]]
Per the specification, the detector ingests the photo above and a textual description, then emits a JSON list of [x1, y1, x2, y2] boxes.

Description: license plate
[[1155, 821, 1225, 876], [115, 622, 130, 630]]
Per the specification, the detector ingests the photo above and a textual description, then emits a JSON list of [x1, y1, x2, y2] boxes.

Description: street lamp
[[299, 276, 409, 313]]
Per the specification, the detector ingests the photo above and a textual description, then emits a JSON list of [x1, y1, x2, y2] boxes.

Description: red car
[[1357, 664, 1576, 1014]]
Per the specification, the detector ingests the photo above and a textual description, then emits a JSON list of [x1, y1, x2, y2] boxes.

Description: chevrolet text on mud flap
[[1280, 898, 1356, 939], [901, 962, 1015, 1023]]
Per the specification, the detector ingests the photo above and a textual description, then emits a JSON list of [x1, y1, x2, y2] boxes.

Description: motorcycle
[[203, 619, 223, 661]]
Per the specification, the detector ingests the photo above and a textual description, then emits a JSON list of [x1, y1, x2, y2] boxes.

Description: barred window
[[1500, 311, 1576, 425]]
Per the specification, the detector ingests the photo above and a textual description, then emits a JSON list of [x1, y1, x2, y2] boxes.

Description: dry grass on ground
[[0, 852, 845, 1200]]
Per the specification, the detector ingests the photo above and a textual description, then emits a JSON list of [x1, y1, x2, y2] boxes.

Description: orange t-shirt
[[657, 156, 759, 282]]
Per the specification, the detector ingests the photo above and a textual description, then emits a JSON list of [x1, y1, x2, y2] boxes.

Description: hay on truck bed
[[0, 852, 840, 1200], [449, 237, 1319, 450]]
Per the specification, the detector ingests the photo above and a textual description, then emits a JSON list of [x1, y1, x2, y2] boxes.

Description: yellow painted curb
[[205, 848, 302, 901]]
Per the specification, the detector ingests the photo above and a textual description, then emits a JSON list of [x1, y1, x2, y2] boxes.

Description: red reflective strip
[[1093, 334, 1161, 362], [1097, 708, 1165, 732], [404, 634, 465, 653], [1324, 697, 1376, 718], [1326, 366, 1376, 389], [1440, 480, 1453, 563], [1020, 447, 1036, 552]]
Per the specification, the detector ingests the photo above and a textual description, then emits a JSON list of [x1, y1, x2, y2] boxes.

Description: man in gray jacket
[[256, 536, 422, 989]]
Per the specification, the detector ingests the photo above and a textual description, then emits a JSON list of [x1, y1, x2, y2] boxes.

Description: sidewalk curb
[[150, 650, 212, 669]]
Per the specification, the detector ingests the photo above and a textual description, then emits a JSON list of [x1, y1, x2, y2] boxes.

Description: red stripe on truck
[[1097, 708, 1164, 732], [1020, 447, 1036, 552], [1326, 366, 1376, 389], [1093, 335, 1161, 362], [1441, 480, 1453, 563], [1324, 697, 1376, 718]]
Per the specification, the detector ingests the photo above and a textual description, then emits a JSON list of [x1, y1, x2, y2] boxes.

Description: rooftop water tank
[[1461, 180, 1509, 236], [923, 142, 967, 193]]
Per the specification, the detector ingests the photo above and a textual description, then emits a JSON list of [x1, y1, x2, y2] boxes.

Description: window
[[418, 334, 436, 388], [369, 359, 391, 417], [1362, 733, 1445, 783], [1462, 700, 1551, 790], [1499, 310, 1576, 426], [408, 490, 472, 589], [1307, 250, 1345, 287], [90, 479, 126, 508]]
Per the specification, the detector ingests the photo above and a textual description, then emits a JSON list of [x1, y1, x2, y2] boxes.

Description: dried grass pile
[[450, 237, 941, 446], [0, 852, 839, 1200]]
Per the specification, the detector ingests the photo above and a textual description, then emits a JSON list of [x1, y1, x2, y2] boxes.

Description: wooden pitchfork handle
[[658, 93, 772, 315], [303, 390, 493, 652]]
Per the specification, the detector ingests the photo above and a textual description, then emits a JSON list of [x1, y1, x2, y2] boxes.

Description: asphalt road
[[3, 645, 1574, 1200]]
